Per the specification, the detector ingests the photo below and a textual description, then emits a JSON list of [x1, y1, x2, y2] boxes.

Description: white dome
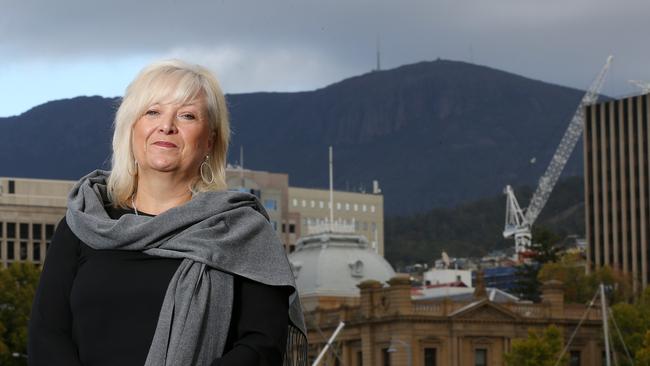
[[289, 232, 395, 297]]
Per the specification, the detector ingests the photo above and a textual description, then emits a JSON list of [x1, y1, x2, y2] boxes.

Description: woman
[[28, 60, 307, 366]]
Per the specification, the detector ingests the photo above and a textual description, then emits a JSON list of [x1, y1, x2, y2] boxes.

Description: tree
[[635, 331, 650, 365], [504, 325, 568, 366], [610, 287, 650, 366], [515, 226, 561, 301], [537, 252, 590, 303], [538, 255, 633, 304], [0, 263, 41, 366]]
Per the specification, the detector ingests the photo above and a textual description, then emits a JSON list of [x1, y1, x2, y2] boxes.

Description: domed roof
[[288, 232, 395, 298]]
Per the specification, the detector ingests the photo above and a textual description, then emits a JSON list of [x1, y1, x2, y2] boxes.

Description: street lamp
[[387, 338, 412, 366]]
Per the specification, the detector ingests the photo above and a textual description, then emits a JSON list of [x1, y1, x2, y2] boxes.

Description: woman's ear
[[207, 131, 215, 151]]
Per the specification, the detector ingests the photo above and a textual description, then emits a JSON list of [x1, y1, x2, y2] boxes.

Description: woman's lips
[[153, 141, 178, 148]]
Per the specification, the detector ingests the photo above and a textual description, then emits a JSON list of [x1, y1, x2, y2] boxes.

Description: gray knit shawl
[[65, 170, 306, 365]]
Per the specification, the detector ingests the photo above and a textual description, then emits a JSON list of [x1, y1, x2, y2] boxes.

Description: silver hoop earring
[[200, 156, 215, 184]]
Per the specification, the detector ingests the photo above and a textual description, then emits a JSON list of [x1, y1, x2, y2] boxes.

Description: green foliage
[[504, 325, 568, 366], [636, 331, 650, 365], [610, 288, 650, 366], [529, 226, 562, 264], [384, 176, 585, 267], [515, 263, 541, 302], [538, 252, 590, 303], [538, 255, 633, 305], [0, 263, 41, 366], [514, 226, 562, 302]]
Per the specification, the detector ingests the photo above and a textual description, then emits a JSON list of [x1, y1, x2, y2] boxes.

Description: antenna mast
[[329, 146, 334, 232], [376, 34, 381, 71], [240, 146, 244, 187]]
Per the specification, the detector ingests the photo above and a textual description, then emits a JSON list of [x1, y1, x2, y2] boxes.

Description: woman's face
[[132, 96, 213, 179]]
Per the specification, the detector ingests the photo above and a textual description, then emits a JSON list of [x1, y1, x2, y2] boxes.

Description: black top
[[28, 206, 289, 366]]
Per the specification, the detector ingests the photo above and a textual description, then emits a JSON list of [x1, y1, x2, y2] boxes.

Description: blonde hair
[[108, 59, 230, 207]]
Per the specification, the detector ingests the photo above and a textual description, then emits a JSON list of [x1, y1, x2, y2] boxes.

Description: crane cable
[[553, 289, 601, 366], [608, 324, 619, 366], [608, 307, 635, 365]]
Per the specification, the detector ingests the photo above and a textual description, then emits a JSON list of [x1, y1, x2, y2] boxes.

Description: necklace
[[131, 196, 139, 216]]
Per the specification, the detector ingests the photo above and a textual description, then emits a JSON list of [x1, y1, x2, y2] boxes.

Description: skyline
[[2, 0, 650, 117]]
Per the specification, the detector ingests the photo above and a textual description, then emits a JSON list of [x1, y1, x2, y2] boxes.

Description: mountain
[[0, 59, 589, 215]]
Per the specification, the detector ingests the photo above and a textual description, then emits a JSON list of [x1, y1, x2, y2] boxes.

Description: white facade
[[423, 268, 472, 287]]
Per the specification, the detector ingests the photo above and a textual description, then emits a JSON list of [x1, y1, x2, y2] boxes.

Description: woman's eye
[[179, 113, 196, 120], [144, 110, 159, 116]]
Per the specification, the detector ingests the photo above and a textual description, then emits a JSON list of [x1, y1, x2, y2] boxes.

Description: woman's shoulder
[[44, 216, 82, 266]]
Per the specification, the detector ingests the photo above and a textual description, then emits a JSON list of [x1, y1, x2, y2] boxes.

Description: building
[[0, 167, 384, 265], [225, 166, 293, 248], [289, 230, 394, 312], [423, 268, 472, 287], [289, 230, 605, 366], [0, 178, 73, 267], [288, 186, 384, 255], [305, 278, 605, 366], [584, 93, 650, 291], [476, 267, 519, 294]]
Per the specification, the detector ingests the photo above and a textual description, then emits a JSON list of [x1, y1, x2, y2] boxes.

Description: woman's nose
[[159, 115, 177, 134]]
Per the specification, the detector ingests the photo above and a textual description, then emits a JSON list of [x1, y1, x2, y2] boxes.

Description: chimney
[[541, 280, 565, 318]]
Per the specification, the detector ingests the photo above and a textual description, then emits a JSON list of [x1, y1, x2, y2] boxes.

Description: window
[[371, 222, 377, 232], [289, 224, 295, 233], [20, 223, 29, 239], [319, 201, 324, 209], [363, 222, 368, 231], [0, 222, 3, 237], [45, 224, 55, 240], [301, 200, 306, 207], [356, 351, 363, 366], [381, 348, 391, 366], [33, 243, 41, 261], [424, 348, 437, 366], [20, 242, 27, 260], [345, 203, 350, 211], [7, 223, 15, 238], [32, 223, 42, 240], [570, 350, 581, 366], [475, 349, 487, 366], [362, 204, 367, 212], [292, 198, 297, 207], [353, 203, 358, 211], [264, 199, 277, 211], [8, 180, 15, 194], [7, 241, 14, 260], [336, 202, 341, 210], [281, 223, 286, 233], [310, 200, 315, 208]]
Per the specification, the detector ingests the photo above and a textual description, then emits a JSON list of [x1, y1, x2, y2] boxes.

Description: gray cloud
[[2, 0, 650, 96]]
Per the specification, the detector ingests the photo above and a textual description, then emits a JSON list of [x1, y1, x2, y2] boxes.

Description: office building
[[0, 167, 384, 265], [584, 93, 650, 291]]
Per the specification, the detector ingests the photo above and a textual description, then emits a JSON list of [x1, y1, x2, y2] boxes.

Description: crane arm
[[524, 55, 613, 225]]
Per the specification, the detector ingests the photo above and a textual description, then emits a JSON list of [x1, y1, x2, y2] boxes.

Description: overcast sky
[[1, 0, 649, 117]]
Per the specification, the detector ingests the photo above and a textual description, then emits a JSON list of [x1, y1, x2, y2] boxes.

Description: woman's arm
[[28, 218, 83, 366], [212, 276, 290, 366]]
